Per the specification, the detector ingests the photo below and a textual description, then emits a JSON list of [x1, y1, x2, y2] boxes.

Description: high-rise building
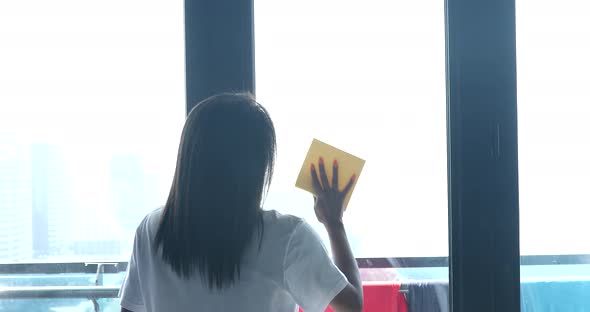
[[0, 134, 32, 262], [110, 153, 150, 255], [30, 143, 74, 259]]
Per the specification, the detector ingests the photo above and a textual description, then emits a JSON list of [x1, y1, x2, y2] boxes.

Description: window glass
[[0, 0, 185, 262], [255, 0, 447, 257], [517, 0, 590, 309], [517, 0, 590, 257]]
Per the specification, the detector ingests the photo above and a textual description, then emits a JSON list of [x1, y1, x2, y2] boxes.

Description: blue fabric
[[520, 265, 590, 312], [396, 264, 590, 312], [405, 280, 449, 312]]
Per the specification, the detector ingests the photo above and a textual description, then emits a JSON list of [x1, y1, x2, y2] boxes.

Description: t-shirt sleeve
[[119, 229, 146, 312], [283, 221, 349, 312]]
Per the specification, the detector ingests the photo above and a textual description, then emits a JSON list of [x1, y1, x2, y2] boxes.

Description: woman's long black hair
[[154, 93, 276, 289]]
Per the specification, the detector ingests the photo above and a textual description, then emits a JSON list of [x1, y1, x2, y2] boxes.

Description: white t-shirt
[[119, 208, 348, 312]]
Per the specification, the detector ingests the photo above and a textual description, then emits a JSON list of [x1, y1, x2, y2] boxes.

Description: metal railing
[[0, 285, 120, 299], [7, 255, 586, 311], [0, 262, 121, 312]]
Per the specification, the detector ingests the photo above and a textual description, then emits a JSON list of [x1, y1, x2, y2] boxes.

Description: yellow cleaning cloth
[[295, 139, 365, 210]]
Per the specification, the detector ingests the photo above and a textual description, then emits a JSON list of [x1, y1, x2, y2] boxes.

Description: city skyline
[[0, 134, 32, 261], [0, 136, 165, 263]]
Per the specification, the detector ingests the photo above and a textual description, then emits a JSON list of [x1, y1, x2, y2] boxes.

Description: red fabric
[[299, 282, 408, 312]]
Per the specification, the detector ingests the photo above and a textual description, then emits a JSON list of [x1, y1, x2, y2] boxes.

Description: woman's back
[[120, 208, 348, 312], [119, 93, 363, 312]]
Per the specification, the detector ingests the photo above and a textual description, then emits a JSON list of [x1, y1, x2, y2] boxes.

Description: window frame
[[185, 0, 522, 310], [445, 0, 520, 309], [3, 254, 590, 275], [2, 0, 523, 310], [184, 0, 255, 112]]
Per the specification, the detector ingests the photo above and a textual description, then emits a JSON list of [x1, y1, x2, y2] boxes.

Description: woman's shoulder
[[259, 210, 316, 248], [261, 209, 305, 231], [133, 207, 164, 241]]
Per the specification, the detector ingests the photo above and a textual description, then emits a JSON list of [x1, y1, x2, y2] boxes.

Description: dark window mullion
[[446, 0, 520, 310], [184, 0, 255, 113]]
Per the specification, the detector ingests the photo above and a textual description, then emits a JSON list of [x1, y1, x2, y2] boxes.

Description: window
[[1, 0, 528, 311], [517, 0, 590, 257], [255, 0, 448, 258], [0, 0, 185, 263], [517, 0, 590, 309]]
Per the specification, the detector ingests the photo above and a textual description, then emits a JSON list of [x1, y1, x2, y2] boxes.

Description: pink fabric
[[299, 282, 408, 312]]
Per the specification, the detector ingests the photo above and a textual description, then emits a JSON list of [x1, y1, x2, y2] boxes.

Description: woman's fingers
[[332, 159, 339, 190], [311, 164, 323, 193], [318, 157, 330, 189], [342, 174, 356, 196], [314, 157, 353, 195]]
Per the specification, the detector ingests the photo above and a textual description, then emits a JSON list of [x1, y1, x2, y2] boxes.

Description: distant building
[[0, 134, 32, 262], [110, 153, 148, 237], [30, 143, 75, 259], [110, 153, 163, 257]]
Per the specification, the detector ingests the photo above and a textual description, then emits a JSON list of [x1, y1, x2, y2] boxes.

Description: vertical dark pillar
[[446, 0, 520, 310], [184, 0, 255, 113]]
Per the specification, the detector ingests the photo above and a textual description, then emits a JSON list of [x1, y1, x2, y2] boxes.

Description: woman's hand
[[311, 157, 356, 227]]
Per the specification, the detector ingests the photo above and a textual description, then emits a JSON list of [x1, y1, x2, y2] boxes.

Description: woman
[[120, 93, 363, 312]]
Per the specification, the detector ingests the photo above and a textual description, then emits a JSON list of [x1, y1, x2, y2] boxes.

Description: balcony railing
[[1, 256, 588, 312], [0, 285, 120, 299]]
